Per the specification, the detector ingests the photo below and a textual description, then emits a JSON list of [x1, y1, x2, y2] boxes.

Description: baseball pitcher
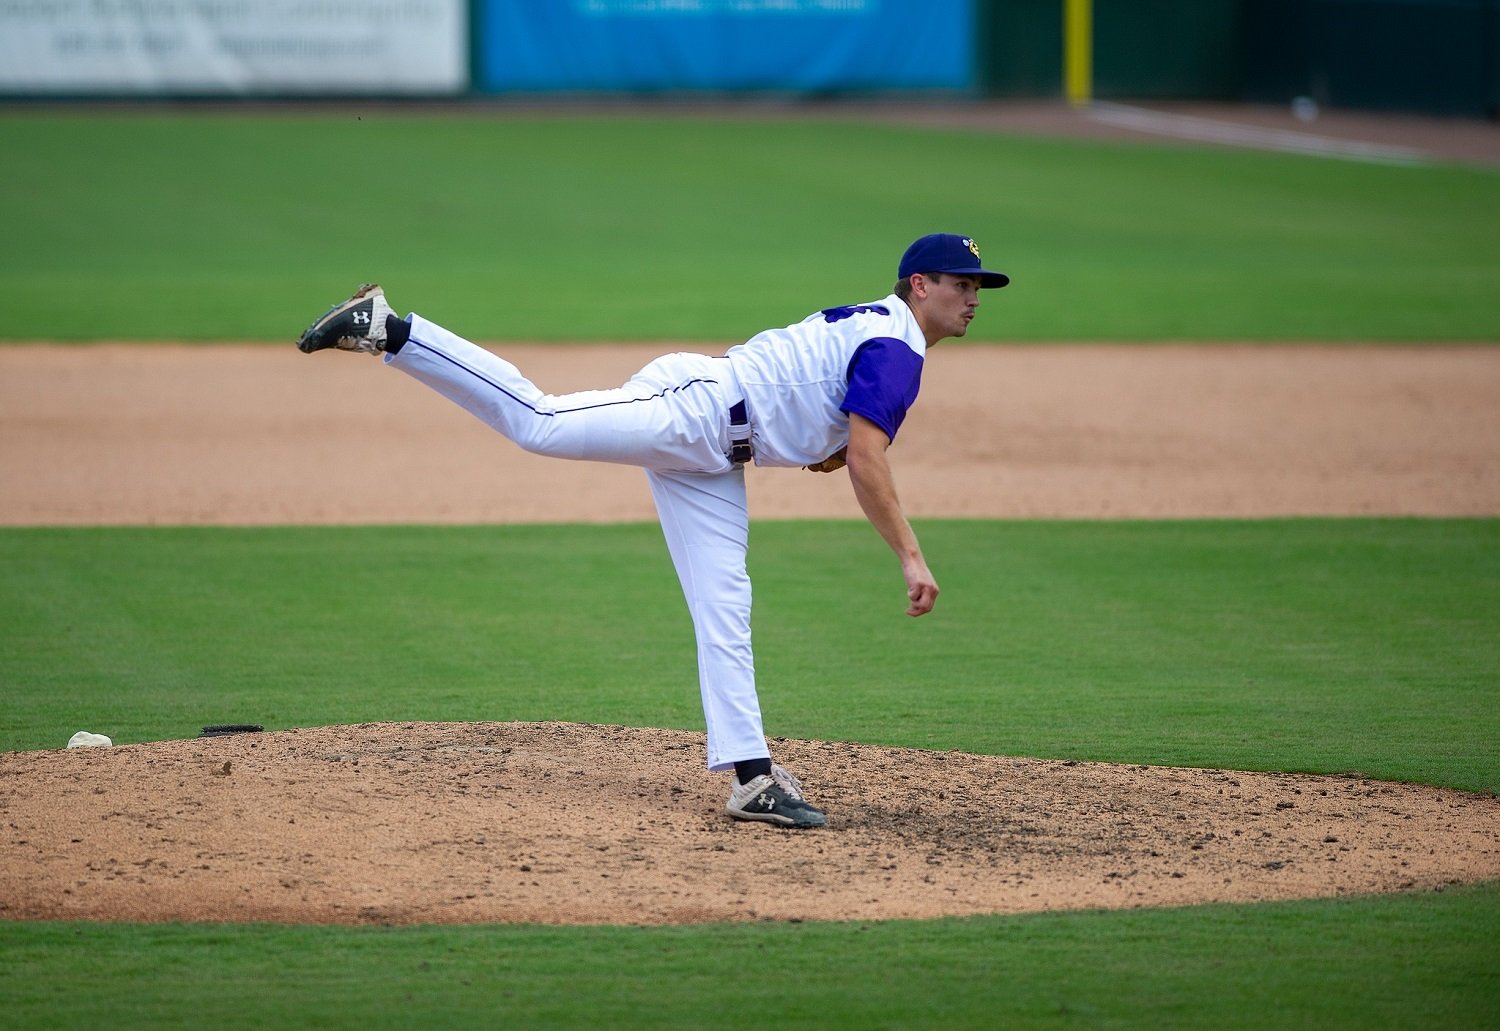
[[295, 233, 1009, 828]]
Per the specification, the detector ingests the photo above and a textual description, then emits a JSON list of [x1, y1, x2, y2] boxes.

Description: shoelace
[[770, 763, 805, 800]]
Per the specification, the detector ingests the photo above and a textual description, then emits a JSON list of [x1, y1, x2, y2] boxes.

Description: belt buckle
[[729, 400, 752, 464]]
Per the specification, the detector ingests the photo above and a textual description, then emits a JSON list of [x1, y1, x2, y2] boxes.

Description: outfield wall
[[1, 0, 1495, 119], [1239, 0, 1500, 119], [978, 0, 1499, 119], [474, 1, 974, 94], [0, 0, 470, 96]]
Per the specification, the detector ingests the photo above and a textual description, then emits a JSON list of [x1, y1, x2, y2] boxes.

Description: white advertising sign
[[0, 0, 467, 93]]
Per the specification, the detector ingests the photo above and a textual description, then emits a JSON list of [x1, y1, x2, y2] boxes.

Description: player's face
[[921, 273, 983, 342]]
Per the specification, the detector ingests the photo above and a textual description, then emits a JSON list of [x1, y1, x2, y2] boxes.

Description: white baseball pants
[[387, 314, 766, 772]]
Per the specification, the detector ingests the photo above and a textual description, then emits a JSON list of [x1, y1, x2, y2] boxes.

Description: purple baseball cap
[[898, 234, 1009, 288]]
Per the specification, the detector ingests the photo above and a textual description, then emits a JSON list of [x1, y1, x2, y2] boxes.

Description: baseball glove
[[803, 447, 848, 474]]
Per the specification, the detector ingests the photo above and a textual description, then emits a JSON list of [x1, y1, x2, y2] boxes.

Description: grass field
[[3, 107, 1498, 1028], [4, 886, 1498, 1029], [0, 110, 1497, 343], [4, 520, 1497, 791]]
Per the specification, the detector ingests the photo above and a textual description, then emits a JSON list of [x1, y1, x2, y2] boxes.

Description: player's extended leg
[[388, 314, 735, 472]]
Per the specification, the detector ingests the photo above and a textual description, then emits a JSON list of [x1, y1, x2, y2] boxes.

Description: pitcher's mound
[[3, 721, 1496, 926]]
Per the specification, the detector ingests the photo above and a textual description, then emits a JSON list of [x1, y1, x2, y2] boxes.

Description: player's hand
[[903, 557, 939, 617]]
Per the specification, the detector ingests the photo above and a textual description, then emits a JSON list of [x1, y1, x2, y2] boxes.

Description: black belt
[[729, 400, 753, 465]]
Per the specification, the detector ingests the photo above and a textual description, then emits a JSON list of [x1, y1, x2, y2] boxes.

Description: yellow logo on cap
[[963, 237, 981, 259]]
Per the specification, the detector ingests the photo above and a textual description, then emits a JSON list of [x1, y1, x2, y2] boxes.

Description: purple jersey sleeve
[[840, 337, 925, 441]]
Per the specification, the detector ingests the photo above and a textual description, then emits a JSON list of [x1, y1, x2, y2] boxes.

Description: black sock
[[385, 313, 410, 353], [734, 758, 773, 785]]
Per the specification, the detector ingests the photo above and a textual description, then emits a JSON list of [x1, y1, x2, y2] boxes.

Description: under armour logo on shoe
[[757, 793, 776, 810], [351, 311, 371, 325]]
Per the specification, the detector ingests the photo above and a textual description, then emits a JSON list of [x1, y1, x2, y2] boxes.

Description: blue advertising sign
[[478, 1, 975, 93]]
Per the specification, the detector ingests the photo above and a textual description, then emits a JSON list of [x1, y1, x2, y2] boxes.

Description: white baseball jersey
[[725, 294, 927, 467]]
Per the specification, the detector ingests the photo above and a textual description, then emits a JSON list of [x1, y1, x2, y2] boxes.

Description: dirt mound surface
[[3, 722, 1497, 926]]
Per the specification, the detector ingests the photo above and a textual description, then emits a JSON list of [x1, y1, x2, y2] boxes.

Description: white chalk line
[[1086, 102, 1434, 167]]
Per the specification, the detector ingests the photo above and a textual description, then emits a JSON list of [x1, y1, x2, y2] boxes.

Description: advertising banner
[[0, 0, 468, 94], [478, 0, 975, 93]]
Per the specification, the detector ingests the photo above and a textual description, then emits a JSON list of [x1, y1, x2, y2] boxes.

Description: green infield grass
[[3, 520, 1496, 791], [1, 110, 1497, 343]]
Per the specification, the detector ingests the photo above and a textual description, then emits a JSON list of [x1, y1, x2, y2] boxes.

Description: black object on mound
[[199, 724, 264, 738]]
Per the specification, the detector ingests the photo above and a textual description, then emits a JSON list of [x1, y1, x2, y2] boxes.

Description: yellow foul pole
[[1064, 0, 1093, 108]]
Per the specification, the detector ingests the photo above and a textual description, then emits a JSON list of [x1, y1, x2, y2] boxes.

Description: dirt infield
[[2, 340, 1498, 925], [4, 343, 1498, 524]]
